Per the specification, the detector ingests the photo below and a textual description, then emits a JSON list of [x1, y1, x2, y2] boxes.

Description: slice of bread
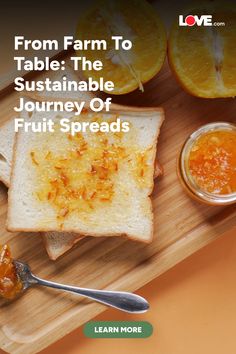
[[1, 64, 163, 258], [42, 231, 83, 260], [7, 98, 164, 243], [0, 119, 163, 260]]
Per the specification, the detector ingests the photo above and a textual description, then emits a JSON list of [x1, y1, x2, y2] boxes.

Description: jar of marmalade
[[178, 122, 236, 205]]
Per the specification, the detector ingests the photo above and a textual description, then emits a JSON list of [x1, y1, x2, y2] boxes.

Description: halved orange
[[168, 3, 236, 98], [76, 0, 167, 95]]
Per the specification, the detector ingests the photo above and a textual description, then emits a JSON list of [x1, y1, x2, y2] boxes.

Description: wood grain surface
[[0, 53, 235, 354]]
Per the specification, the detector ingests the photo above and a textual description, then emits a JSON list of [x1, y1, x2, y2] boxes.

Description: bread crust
[[0, 120, 15, 188], [0, 176, 10, 188], [7, 95, 164, 250], [7, 224, 154, 243], [41, 232, 83, 260]]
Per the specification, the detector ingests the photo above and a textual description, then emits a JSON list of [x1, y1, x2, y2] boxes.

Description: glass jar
[[178, 122, 236, 206]]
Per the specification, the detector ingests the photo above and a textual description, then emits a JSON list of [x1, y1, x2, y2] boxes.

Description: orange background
[[1, 1, 236, 353], [40, 228, 236, 354]]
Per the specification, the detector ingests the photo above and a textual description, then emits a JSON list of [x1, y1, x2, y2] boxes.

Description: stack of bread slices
[[0, 66, 164, 260]]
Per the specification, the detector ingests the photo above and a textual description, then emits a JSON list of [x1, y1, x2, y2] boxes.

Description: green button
[[83, 321, 153, 338]]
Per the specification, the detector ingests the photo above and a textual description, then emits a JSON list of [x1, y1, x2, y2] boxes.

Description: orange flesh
[[188, 130, 236, 194], [76, 0, 167, 94], [169, 7, 236, 98], [0, 245, 22, 300]]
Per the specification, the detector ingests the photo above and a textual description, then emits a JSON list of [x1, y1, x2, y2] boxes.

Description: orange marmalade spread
[[0, 244, 22, 300], [188, 130, 236, 194], [30, 114, 154, 223]]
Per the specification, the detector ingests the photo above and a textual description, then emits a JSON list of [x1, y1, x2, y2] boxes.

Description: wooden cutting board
[[0, 52, 235, 354]]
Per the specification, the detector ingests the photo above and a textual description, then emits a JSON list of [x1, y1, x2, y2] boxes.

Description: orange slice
[[168, 3, 236, 98], [76, 0, 167, 95]]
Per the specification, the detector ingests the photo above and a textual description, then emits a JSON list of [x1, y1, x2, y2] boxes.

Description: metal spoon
[[13, 260, 149, 313]]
